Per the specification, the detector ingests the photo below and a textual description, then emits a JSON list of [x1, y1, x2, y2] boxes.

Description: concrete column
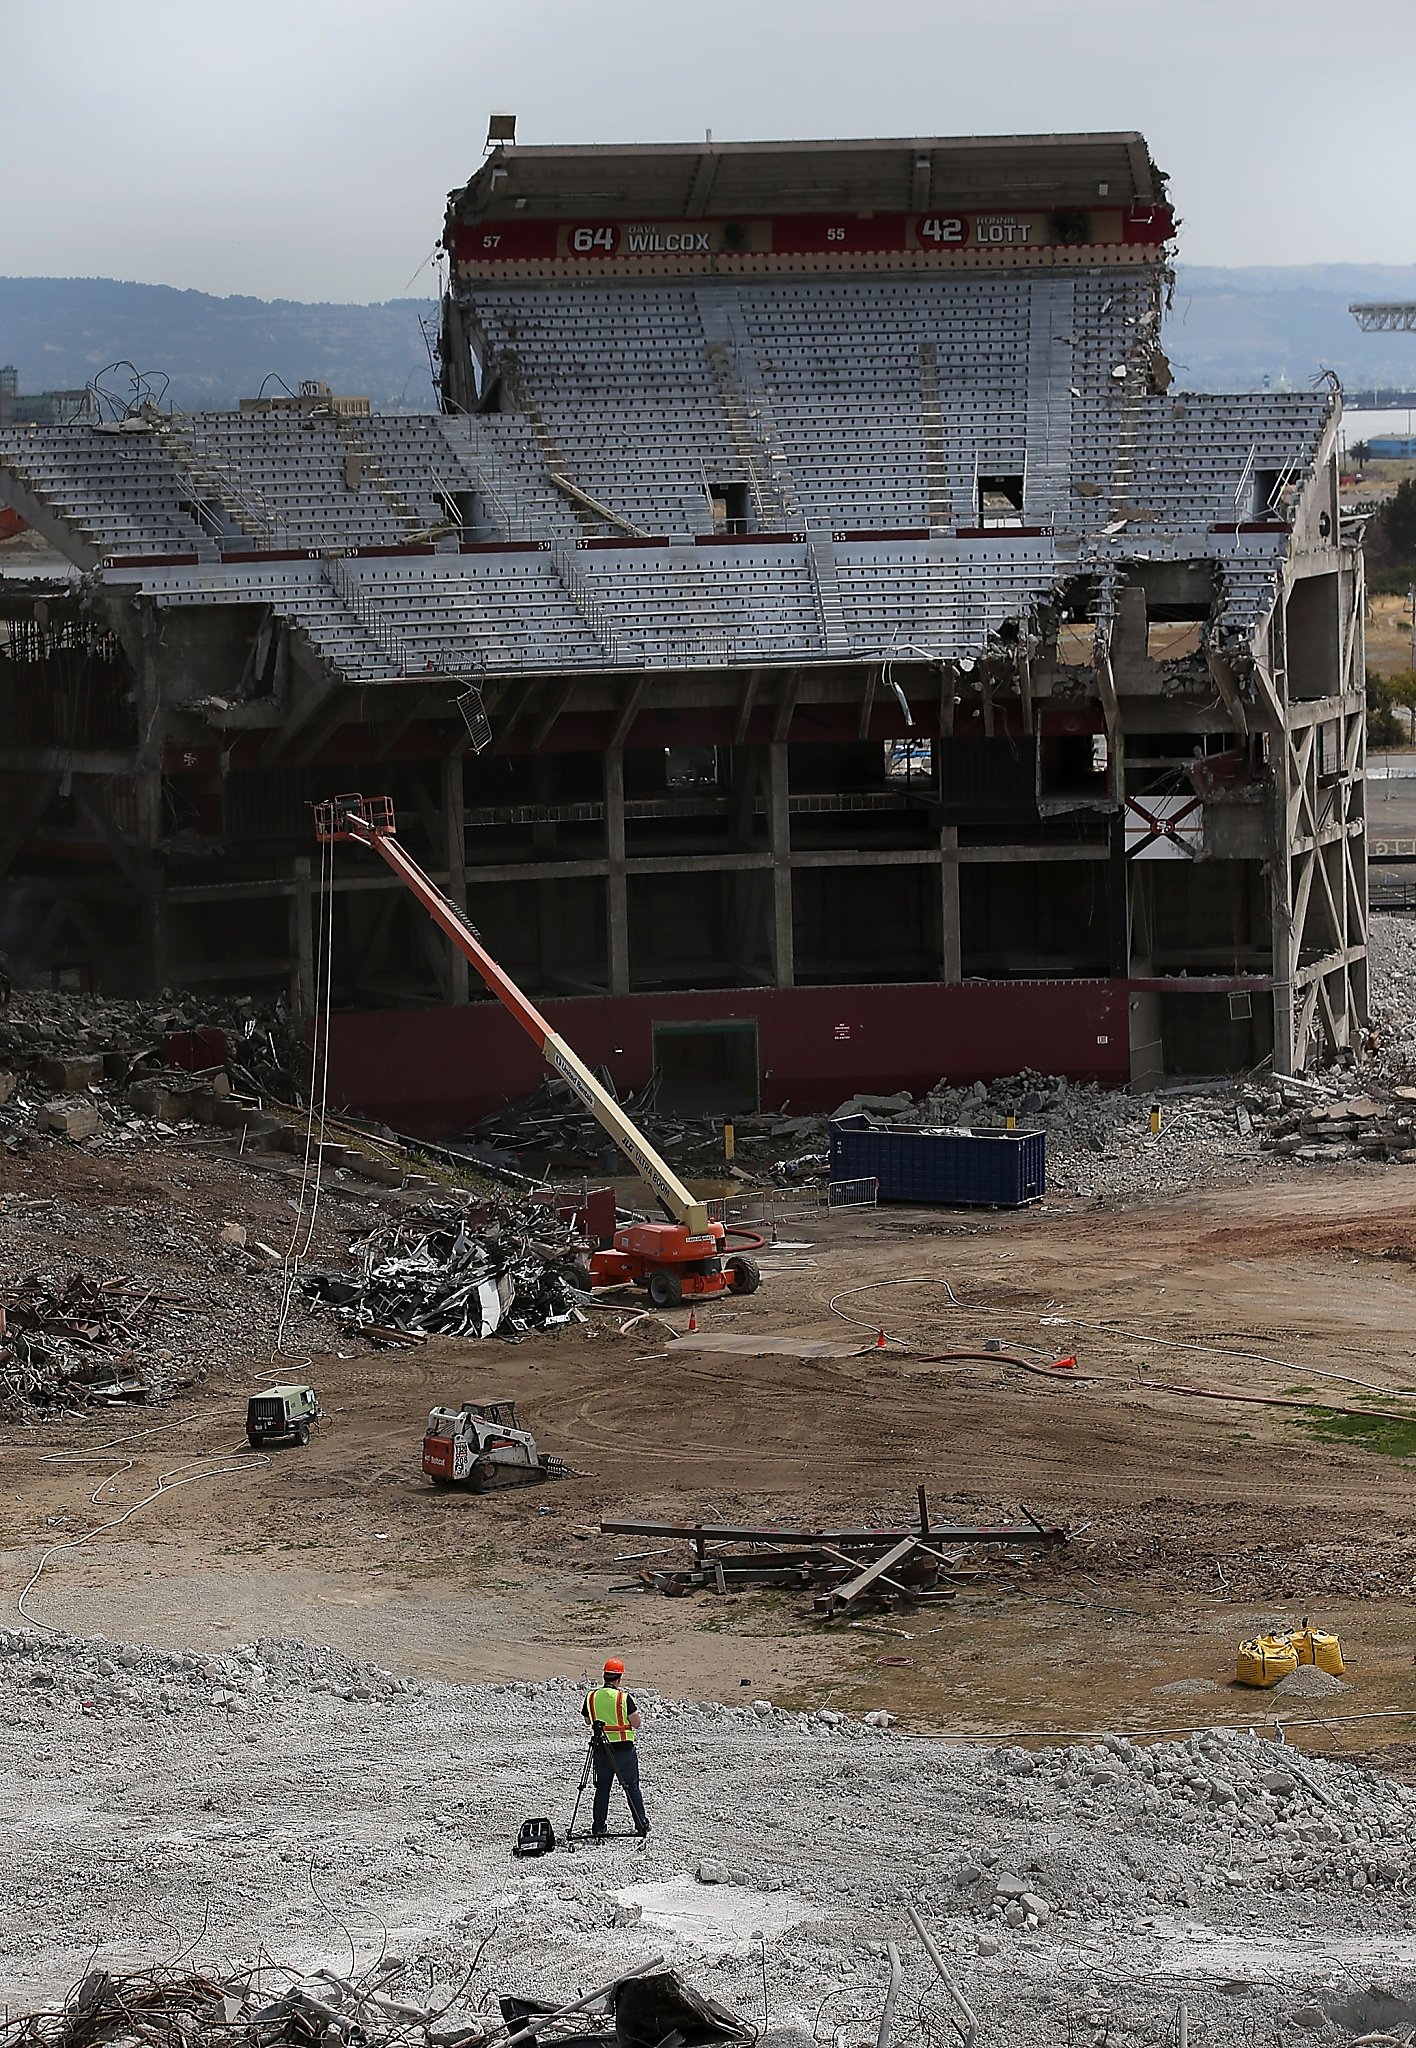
[[130, 632, 168, 994], [441, 752, 470, 1004], [605, 748, 630, 995], [1270, 740, 1296, 1078], [938, 825, 961, 983], [768, 742, 794, 989], [291, 856, 315, 1018]]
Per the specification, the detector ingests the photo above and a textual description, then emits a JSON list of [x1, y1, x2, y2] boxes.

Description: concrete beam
[[531, 676, 578, 751], [773, 672, 800, 744], [734, 670, 762, 746], [609, 674, 651, 750], [1204, 647, 1250, 739]]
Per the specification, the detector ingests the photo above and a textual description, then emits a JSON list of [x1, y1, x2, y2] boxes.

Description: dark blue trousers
[[591, 1739, 649, 1834]]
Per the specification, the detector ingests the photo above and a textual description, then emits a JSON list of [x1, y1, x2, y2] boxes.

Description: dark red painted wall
[[326, 979, 1130, 1133]]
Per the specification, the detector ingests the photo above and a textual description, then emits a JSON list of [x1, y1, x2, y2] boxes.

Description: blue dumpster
[[828, 1116, 1045, 1207]]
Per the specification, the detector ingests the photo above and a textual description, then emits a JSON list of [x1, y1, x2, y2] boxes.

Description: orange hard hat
[[603, 1656, 625, 1675]]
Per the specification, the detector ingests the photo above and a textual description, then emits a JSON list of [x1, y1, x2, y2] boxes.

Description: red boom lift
[[314, 795, 760, 1309]]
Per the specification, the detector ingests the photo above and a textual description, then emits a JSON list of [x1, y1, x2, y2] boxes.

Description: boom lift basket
[[314, 793, 397, 842]]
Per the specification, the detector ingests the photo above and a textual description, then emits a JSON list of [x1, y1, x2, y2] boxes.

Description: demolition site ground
[[10, 1102, 1416, 2042], [3, 1129, 1416, 1762]]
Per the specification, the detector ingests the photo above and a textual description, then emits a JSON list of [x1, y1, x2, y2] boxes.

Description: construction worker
[[582, 1656, 650, 1839]]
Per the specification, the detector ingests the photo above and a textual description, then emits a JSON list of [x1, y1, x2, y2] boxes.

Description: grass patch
[[1282, 1384, 1315, 1396], [1293, 1408, 1416, 1458]]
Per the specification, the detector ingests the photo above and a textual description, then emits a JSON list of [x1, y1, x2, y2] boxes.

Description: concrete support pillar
[[291, 856, 315, 1018], [605, 747, 630, 996], [128, 622, 169, 994], [1270, 742, 1296, 1079], [768, 742, 794, 989], [938, 826, 961, 983], [442, 752, 470, 1004]]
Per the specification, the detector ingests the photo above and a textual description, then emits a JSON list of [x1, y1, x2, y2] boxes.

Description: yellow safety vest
[[587, 1685, 635, 1744]]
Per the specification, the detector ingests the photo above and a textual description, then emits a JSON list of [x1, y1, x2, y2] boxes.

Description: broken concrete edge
[[114, 1076, 459, 1192]]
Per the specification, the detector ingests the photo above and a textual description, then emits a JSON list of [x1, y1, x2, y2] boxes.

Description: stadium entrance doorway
[[652, 1019, 760, 1117]]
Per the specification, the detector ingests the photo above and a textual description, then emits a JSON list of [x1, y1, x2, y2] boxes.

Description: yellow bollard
[[1005, 1112, 1016, 1130], [723, 1121, 735, 1162], [1149, 1104, 1162, 1135]]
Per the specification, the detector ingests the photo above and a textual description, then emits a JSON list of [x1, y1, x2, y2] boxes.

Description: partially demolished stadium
[[0, 131, 1366, 1127]]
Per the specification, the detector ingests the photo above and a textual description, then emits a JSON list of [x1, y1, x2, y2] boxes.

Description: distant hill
[[3, 265, 1416, 412], [1169, 263, 1416, 393], [0, 277, 439, 412]]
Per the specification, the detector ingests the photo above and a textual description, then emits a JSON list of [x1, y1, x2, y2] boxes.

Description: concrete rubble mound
[[6, 1629, 1416, 2048], [305, 1199, 591, 1342]]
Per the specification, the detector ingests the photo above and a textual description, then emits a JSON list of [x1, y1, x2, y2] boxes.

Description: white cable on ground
[[14, 1448, 267, 1631]]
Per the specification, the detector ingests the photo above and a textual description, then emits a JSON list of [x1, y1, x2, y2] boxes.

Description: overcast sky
[[2, 0, 1411, 302]]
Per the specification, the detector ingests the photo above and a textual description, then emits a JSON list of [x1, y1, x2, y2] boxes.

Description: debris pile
[[7, 1631, 1416, 2048], [0, 1963, 479, 2048], [0, 986, 302, 1095], [0, 1960, 755, 2048], [0, 1272, 173, 1417], [464, 1081, 735, 1177], [0, 985, 308, 1160], [307, 1200, 590, 1343], [1265, 1087, 1416, 1163], [604, 1505, 1067, 1614]]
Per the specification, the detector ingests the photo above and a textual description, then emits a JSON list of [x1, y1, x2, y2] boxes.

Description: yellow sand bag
[[1292, 1626, 1344, 1675], [1236, 1634, 1299, 1687]]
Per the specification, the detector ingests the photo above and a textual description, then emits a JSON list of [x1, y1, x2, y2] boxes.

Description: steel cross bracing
[[1350, 304, 1416, 332], [1268, 559, 1369, 1075]]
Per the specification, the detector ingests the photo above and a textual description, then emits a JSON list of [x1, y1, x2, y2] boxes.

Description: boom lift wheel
[[647, 1268, 683, 1309], [726, 1254, 761, 1296]]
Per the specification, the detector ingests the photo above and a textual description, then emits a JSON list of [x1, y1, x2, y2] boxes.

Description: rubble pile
[[0, 985, 307, 1160], [1364, 908, 1416, 1085], [0, 1273, 177, 1417], [0, 986, 301, 1094], [306, 1198, 590, 1342], [463, 1082, 738, 1178], [0, 1958, 752, 2048], [1, 1961, 479, 2048], [5, 1629, 1416, 2048]]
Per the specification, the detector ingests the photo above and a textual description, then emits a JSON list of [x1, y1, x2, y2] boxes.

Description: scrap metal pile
[[0, 1273, 170, 1417], [306, 1199, 590, 1344], [0, 1960, 755, 2048], [604, 1497, 1068, 1616]]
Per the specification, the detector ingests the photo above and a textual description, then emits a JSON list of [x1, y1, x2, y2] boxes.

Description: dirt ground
[[6, 1134, 1416, 1769], [1364, 590, 1416, 678]]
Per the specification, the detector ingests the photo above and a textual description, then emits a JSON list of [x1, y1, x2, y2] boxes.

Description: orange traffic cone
[[876, 1328, 886, 1349], [687, 1309, 698, 1332]]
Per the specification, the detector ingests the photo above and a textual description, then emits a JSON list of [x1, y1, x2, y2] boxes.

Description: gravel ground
[[1367, 910, 1416, 1084], [2, 1629, 1414, 2048]]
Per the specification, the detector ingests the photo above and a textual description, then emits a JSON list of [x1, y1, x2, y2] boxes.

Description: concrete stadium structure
[[0, 132, 1367, 1126]]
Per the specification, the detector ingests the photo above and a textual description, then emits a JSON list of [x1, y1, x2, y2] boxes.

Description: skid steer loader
[[422, 1400, 568, 1493]]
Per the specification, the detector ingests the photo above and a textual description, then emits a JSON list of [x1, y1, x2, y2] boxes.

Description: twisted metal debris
[[305, 1200, 590, 1342], [0, 1273, 171, 1417]]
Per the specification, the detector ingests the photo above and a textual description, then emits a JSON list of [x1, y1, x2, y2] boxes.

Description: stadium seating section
[[0, 272, 1334, 681]]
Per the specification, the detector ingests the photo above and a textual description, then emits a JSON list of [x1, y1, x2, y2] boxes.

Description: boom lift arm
[[313, 796, 762, 1309]]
